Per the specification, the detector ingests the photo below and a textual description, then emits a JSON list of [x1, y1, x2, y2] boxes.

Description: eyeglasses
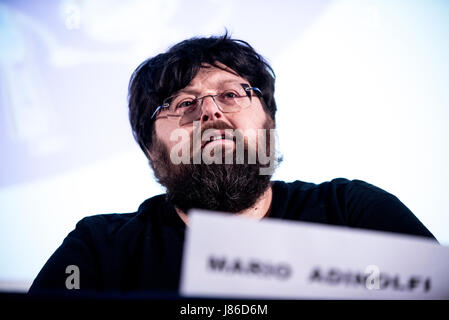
[[151, 83, 262, 126]]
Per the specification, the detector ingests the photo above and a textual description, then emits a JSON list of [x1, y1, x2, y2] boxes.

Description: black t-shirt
[[28, 178, 436, 295]]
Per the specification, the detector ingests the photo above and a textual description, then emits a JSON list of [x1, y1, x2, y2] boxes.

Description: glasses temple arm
[[151, 106, 162, 119]]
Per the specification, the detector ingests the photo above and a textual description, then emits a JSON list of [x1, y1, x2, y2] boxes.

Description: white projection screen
[[0, 0, 448, 292]]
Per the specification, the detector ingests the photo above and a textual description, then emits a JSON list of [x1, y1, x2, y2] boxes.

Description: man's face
[[148, 64, 275, 213], [152, 64, 270, 156]]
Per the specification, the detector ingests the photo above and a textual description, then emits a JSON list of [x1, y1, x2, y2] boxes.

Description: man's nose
[[200, 95, 223, 123]]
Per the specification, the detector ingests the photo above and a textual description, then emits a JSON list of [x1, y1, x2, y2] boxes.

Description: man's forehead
[[181, 64, 246, 91]]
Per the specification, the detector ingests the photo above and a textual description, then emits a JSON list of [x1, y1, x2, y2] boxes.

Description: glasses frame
[[150, 83, 262, 120]]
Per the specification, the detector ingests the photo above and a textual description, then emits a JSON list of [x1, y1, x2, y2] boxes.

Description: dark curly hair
[[128, 32, 276, 156]]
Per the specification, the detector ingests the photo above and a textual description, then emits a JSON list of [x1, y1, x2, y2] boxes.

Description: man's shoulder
[[273, 177, 394, 213], [72, 194, 168, 239], [277, 177, 374, 192]]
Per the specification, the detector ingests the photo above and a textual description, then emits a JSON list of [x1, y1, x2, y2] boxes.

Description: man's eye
[[222, 91, 238, 99], [177, 100, 195, 109]]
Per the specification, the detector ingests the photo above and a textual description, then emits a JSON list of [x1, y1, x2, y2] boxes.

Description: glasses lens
[[215, 83, 251, 112]]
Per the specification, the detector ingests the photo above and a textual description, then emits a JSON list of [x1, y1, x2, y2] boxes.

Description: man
[[28, 34, 436, 295]]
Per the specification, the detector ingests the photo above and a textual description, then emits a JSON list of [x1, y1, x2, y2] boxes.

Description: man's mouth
[[201, 130, 235, 149]]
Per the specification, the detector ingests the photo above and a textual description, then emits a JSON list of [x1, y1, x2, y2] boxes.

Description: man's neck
[[175, 185, 273, 226]]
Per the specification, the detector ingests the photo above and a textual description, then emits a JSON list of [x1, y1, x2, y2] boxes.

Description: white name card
[[180, 210, 449, 299]]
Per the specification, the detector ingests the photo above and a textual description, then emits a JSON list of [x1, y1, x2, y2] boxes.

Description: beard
[[149, 119, 277, 214]]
